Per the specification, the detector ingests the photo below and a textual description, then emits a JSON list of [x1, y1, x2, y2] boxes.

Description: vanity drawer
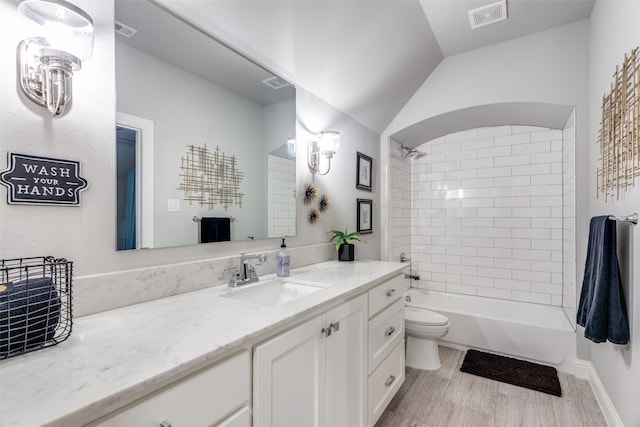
[[216, 406, 250, 427], [368, 273, 408, 319], [368, 298, 404, 374], [92, 350, 250, 427], [368, 341, 405, 427]]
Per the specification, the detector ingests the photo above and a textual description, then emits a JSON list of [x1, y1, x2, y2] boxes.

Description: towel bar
[[608, 213, 638, 224], [192, 215, 236, 223]]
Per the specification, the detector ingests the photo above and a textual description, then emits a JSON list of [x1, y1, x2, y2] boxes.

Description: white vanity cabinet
[[91, 350, 250, 427], [367, 273, 409, 427], [253, 294, 367, 427]]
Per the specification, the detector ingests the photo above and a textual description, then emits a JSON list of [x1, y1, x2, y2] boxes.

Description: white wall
[[116, 41, 266, 246], [0, 0, 381, 296], [387, 139, 412, 263], [562, 109, 577, 328], [588, 2, 640, 425]]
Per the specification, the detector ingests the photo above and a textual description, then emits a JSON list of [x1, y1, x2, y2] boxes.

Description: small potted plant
[[329, 228, 366, 261]]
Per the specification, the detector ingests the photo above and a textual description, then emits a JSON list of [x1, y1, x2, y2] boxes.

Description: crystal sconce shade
[[308, 130, 340, 175], [17, 0, 95, 115]]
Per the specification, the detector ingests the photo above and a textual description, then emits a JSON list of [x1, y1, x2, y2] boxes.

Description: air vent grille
[[115, 21, 138, 38], [468, 0, 508, 29], [262, 76, 291, 90]]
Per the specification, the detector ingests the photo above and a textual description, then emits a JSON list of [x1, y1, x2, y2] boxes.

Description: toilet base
[[405, 336, 441, 370]]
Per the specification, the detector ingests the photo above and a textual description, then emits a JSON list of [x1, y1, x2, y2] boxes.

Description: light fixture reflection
[[17, 0, 95, 115], [287, 138, 297, 158]]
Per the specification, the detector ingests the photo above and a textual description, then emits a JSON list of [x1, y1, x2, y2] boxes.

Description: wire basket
[[0, 256, 73, 360]]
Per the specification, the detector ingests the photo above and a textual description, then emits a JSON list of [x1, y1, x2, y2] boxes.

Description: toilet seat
[[405, 306, 449, 326]]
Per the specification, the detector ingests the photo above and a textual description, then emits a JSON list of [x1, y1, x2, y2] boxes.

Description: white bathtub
[[405, 289, 577, 373]]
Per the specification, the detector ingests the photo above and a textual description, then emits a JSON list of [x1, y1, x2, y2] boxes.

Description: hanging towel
[[577, 216, 629, 344], [200, 217, 231, 243]]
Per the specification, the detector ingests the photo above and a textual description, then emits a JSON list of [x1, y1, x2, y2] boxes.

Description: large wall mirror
[[115, 0, 297, 251]]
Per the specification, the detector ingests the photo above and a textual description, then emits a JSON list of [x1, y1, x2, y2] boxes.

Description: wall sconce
[[307, 130, 340, 175], [17, 0, 95, 116]]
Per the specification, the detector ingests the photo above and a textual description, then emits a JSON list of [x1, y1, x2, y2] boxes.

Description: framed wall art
[[357, 198, 372, 234], [356, 152, 372, 191]]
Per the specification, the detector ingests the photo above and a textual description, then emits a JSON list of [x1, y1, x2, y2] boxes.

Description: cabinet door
[[253, 314, 327, 427], [325, 294, 367, 427]]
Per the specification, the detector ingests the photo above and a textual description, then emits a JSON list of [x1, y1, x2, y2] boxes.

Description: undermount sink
[[221, 278, 327, 307]]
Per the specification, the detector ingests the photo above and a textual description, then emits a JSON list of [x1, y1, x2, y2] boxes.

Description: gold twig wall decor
[[596, 47, 640, 202], [178, 144, 244, 210]]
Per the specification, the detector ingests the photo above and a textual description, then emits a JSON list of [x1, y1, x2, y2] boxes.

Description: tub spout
[[405, 272, 420, 280]]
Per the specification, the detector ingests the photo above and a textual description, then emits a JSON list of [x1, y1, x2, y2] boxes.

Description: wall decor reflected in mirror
[[114, 0, 296, 251]]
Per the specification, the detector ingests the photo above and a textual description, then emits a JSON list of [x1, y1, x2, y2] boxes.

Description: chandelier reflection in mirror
[[178, 144, 245, 210], [17, 0, 95, 116]]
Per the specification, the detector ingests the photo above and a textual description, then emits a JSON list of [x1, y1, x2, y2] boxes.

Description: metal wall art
[[178, 144, 244, 210], [302, 182, 331, 224], [596, 47, 640, 202]]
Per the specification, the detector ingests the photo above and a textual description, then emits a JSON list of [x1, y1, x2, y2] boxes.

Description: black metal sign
[[0, 153, 88, 206]]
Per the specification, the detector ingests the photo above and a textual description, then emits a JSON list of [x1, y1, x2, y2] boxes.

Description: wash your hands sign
[[0, 153, 88, 205]]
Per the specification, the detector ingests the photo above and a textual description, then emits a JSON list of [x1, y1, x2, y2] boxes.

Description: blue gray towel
[[577, 216, 630, 344], [0, 276, 61, 356]]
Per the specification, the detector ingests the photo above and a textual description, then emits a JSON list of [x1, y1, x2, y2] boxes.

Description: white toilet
[[404, 304, 450, 370]]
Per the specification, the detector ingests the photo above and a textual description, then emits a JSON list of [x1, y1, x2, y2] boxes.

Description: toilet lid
[[405, 306, 449, 326]]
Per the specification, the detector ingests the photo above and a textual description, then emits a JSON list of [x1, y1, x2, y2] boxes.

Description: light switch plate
[[168, 199, 180, 212]]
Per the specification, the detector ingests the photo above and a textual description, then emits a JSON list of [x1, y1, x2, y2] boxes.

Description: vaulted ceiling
[[147, 0, 595, 133]]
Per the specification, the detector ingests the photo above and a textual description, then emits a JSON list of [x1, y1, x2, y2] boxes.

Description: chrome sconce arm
[[16, 0, 94, 116], [19, 38, 82, 115], [307, 130, 340, 175]]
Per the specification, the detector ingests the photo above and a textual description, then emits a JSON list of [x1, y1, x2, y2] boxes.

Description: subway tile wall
[[400, 125, 575, 306], [267, 154, 296, 238]]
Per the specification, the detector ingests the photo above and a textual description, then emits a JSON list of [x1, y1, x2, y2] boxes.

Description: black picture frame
[[357, 198, 373, 234], [356, 152, 373, 191]]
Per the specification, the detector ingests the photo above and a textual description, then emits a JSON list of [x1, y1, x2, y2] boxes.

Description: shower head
[[403, 147, 418, 158], [398, 143, 418, 158]]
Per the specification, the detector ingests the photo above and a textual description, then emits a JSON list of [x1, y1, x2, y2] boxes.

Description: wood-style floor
[[375, 347, 607, 427]]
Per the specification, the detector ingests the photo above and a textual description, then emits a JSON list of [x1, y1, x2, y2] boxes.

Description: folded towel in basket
[[0, 276, 61, 356]]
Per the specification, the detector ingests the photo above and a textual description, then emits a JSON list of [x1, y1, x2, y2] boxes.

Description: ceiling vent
[[262, 76, 291, 90], [468, 0, 508, 30], [115, 21, 138, 38]]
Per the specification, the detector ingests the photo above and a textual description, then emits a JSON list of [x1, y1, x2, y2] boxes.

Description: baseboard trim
[[575, 359, 623, 427]]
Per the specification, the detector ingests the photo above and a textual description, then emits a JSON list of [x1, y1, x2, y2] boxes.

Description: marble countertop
[[0, 260, 406, 427]]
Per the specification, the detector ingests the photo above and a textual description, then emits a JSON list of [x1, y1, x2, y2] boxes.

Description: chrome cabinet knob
[[385, 326, 396, 337], [385, 375, 396, 387], [386, 289, 396, 297], [160, 421, 172, 427]]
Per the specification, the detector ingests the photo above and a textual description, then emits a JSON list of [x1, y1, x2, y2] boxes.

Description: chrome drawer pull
[[385, 375, 396, 387], [385, 326, 396, 337], [160, 421, 172, 427], [330, 321, 340, 333], [386, 289, 396, 297]]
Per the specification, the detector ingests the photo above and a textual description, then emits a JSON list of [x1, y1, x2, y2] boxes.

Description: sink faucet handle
[[224, 266, 240, 277]]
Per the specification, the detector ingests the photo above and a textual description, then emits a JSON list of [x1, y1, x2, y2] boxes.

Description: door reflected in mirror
[[115, 0, 296, 250]]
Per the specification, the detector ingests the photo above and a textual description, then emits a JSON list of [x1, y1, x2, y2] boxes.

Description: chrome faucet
[[227, 253, 267, 287]]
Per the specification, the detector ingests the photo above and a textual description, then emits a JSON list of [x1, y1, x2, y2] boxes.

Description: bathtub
[[405, 289, 576, 373]]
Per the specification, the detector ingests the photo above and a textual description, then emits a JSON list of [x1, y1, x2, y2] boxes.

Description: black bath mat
[[460, 349, 561, 396]]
